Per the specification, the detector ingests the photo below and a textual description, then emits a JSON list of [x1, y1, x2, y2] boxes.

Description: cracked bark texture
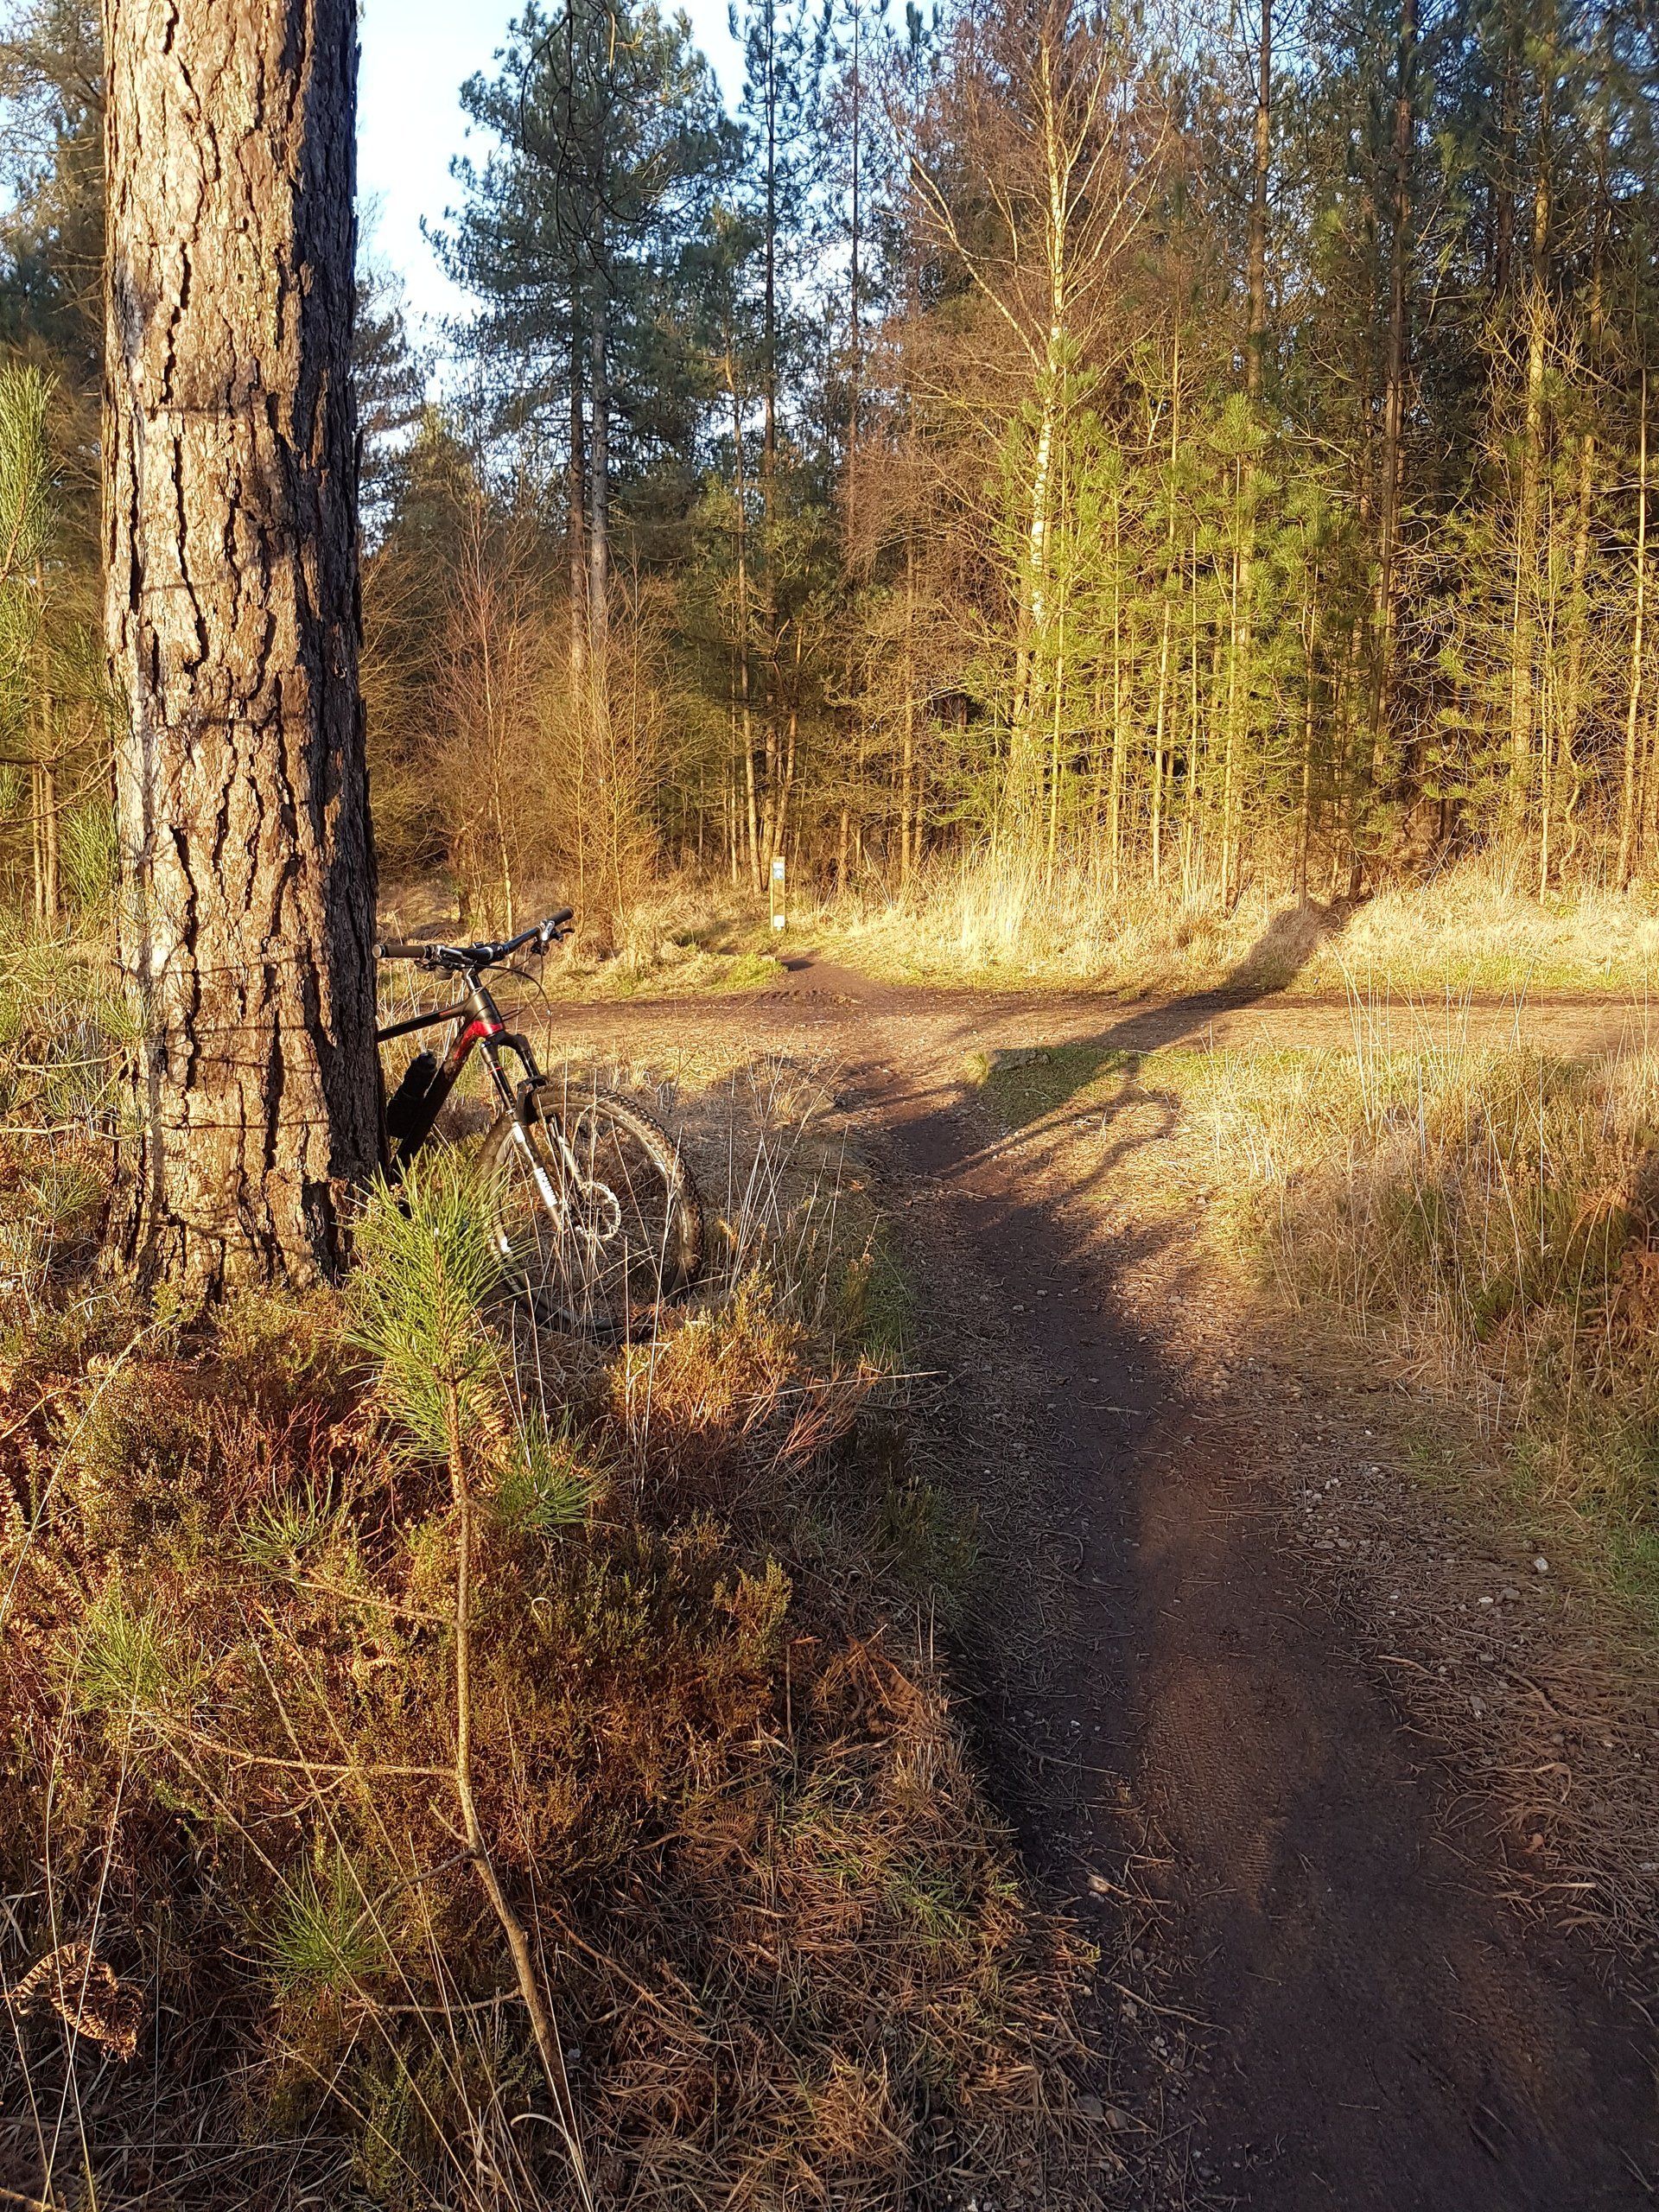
[[104, 0, 378, 1292]]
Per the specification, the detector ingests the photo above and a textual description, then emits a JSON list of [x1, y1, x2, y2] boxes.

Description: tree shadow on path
[[957, 895, 1355, 1119], [859, 935, 1659, 2212]]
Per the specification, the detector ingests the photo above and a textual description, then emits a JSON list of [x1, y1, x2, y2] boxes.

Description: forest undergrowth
[[823, 854, 1659, 1000], [0, 938, 1102, 2211], [387, 855, 1659, 1010]]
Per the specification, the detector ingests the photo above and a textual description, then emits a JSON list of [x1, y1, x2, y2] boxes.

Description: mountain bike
[[376, 910, 704, 1333]]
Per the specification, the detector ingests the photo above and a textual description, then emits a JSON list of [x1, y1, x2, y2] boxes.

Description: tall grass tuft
[[72, 1583, 188, 1725], [1187, 1033, 1659, 1599], [267, 1849, 391, 1994]]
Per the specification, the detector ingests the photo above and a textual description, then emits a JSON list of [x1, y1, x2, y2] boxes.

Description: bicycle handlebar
[[376, 908, 575, 971]]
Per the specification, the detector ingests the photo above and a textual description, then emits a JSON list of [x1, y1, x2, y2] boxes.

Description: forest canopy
[[2, 0, 1658, 933]]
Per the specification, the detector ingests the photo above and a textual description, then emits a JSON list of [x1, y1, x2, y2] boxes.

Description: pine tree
[[104, 0, 379, 1290]]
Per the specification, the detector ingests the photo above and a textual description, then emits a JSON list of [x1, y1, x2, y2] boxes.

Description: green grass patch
[[714, 948, 787, 992], [1176, 1042, 1659, 1624], [839, 1227, 912, 1357]]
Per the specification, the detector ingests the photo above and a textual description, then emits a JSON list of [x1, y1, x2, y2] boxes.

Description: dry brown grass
[[391, 842, 1659, 1011], [0, 1034, 1105, 2210], [375, 873, 790, 1004], [818, 848, 1659, 999], [1179, 1033, 1659, 1605]]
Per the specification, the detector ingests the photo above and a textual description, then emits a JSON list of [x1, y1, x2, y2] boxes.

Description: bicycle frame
[[378, 963, 622, 1261], [374, 908, 697, 1329], [377, 969, 546, 1171]]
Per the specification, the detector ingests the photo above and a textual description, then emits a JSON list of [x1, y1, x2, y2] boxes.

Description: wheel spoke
[[486, 1086, 700, 1334]]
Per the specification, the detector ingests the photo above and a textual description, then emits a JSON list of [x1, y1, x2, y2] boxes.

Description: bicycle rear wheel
[[480, 1080, 703, 1334]]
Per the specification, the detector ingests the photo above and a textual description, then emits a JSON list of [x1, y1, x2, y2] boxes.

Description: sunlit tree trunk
[[1229, 0, 1271, 907], [588, 253, 610, 662], [1618, 374, 1649, 887], [1560, 132, 1608, 876], [1009, 383, 1057, 811], [900, 532, 916, 885], [759, 0, 781, 871], [104, 0, 378, 1293], [731, 388, 760, 891], [1508, 88, 1551, 842], [844, 0, 864, 545], [1007, 39, 1071, 825], [1104, 486, 1125, 893], [1299, 573, 1319, 898], [1221, 463, 1246, 906], [31, 572, 60, 925], [1151, 334, 1181, 892], [1247, 0, 1270, 406], [568, 315, 587, 687], [1152, 601, 1172, 888], [1372, 0, 1415, 776], [1045, 593, 1067, 885]]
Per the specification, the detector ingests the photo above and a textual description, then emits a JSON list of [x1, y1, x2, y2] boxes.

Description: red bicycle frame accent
[[377, 972, 539, 1172]]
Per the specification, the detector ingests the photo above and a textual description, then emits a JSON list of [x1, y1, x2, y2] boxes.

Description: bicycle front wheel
[[480, 1082, 704, 1334]]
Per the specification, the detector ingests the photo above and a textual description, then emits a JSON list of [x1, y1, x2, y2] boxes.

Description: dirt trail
[[543, 954, 1659, 2209], [543, 951, 1656, 1064]]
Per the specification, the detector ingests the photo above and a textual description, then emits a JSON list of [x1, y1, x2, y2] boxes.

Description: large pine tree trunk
[[104, 0, 379, 1294]]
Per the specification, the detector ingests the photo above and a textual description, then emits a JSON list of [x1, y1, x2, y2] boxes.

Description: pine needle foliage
[[266, 1849, 391, 1994], [348, 1152, 503, 1456], [236, 1475, 346, 1574], [72, 1583, 185, 1726], [495, 1407, 601, 1537]]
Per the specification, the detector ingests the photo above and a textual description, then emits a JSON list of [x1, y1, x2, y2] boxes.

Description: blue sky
[[357, 0, 744, 346]]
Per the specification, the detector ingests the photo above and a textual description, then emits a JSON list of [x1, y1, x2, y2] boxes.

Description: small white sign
[[771, 856, 785, 880]]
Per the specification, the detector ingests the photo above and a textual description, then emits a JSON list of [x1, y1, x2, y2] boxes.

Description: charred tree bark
[[103, 0, 379, 1294]]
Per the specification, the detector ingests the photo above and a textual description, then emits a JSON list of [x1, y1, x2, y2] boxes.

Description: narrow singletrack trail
[[540, 953, 1659, 2209]]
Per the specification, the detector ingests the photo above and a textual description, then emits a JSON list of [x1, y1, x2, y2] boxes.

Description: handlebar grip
[[546, 907, 574, 929], [377, 940, 431, 961]]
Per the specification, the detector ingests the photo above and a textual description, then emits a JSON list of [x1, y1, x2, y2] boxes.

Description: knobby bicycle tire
[[479, 1080, 704, 1334]]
